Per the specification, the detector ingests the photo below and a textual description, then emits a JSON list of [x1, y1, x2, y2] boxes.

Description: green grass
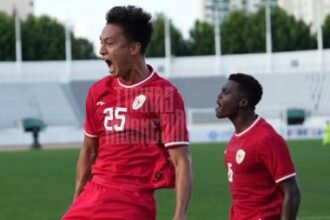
[[0, 140, 329, 220]]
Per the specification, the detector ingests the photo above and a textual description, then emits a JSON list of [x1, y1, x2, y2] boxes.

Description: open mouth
[[104, 59, 115, 74], [105, 59, 112, 67], [216, 102, 222, 111]]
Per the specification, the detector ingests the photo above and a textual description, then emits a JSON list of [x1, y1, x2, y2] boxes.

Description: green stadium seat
[[287, 108, 305, 125], [22, 118, 46, 149]]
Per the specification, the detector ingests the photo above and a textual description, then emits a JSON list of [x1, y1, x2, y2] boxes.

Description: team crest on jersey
[[236, 149, 245, 164], [132, 95, 147, 110]]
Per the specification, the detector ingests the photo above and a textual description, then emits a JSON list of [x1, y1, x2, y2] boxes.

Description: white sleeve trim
[[275, 173, 296, 183], [164, 141, 189, 148], [83, 129, 98, 138]]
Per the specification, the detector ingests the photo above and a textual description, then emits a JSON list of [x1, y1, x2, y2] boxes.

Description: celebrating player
[[62, 5, 192, 220], [215, 73, 301, 220]]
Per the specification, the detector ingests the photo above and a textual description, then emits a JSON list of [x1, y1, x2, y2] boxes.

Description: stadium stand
[[256, 72, 330, 118], [1, 50, 330, 146], [63, 82, 92, 125], [0, 82, 79, 128], [0, 83, 38, 128], [169, 76, 227, 125], [170, 76, 227, 108]]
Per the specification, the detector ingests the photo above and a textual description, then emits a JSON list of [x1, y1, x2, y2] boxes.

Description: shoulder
[[148, 73, 182, 98], [150, 73, 177, 88], [146, 65, 179, 91], [88, 75, 114, 96], [257, 118, 279, 136], [257, 118, 286, 148]]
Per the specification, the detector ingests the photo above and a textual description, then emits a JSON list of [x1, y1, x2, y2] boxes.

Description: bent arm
[[74, 135, 98, 198], [168, 146, 193, 220], [279, 176, 301, 220]]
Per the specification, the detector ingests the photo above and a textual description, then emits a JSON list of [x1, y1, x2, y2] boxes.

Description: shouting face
[[99, 24, 135, 77], [215, 80, 244, 119]]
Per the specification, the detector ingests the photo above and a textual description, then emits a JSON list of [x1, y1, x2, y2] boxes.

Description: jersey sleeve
[[83, 86, 98, 138], [157, 87, 189, 148], [257, 134, 296, 183]]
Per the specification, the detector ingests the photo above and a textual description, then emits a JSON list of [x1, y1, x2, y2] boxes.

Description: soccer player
[[62, 6, 192, 220], [215, 73, 301, 220], [323, 120, 330, 145]]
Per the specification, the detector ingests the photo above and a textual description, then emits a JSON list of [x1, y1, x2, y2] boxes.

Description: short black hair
[[106, 5, 153, 54], [229, 73, 263, 108]]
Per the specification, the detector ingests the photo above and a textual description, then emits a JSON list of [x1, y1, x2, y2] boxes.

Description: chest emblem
[[236, 149, 246, 164], [132, 95, 147, 110]]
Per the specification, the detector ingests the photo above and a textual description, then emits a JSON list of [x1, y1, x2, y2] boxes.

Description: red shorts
[[62, 181, 156, 220]]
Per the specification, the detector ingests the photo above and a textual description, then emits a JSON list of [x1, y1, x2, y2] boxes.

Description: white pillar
[[164, 16, 171, 77], [64, 21, 72, 83], [14, 9, 22, 79], [214, 1, 221, 75], [316, 1, 324, 73], [265, 0, 273, 74]]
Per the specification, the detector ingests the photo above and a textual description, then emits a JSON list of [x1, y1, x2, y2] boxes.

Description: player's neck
[[119, 58, 150, 86], [232, 112, 258, 134]]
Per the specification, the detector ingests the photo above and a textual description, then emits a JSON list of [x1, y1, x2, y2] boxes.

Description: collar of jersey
[[117, 65, 155, 89], [234, 116, 261, 137]]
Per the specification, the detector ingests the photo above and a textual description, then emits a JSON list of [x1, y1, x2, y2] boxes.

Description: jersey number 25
[[103, 107, 127, 131]]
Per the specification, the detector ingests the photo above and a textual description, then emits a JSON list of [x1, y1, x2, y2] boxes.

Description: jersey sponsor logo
[[236, 149, 245, 164], [96, 101, 105, 106], [132, 95, 147, 110]]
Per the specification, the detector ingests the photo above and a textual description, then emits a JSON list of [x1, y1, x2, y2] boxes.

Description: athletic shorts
[[61, 181, 156, 220]]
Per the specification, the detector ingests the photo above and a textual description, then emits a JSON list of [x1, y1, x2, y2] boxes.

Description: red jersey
[[84, 65, 189, 191], [224, 117, 296, 220]]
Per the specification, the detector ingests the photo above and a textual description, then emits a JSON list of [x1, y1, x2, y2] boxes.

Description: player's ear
[[130, 42, 141, 55], [238, 98, 248, 107]]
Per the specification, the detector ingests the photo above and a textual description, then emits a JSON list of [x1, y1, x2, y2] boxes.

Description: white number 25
[[103, 107, 127, 131]]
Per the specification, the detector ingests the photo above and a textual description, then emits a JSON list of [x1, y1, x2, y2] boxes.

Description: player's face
[[215, 80, 242, 119], [99, 24, 134, 77]]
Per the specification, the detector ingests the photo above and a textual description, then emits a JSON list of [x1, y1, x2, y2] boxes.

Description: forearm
[[173, 157, 193, 220], [74, 147, 97, 197], [281, 188, 301, 220]]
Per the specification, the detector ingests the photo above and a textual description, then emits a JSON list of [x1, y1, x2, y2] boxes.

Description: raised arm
[[278, 176, 301, 220], [168, 146, 193, 220], [74, 135, 98, 198]]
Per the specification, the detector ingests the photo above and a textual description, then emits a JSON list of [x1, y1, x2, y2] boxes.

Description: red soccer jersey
[[84, 65, 189, 191], [224, 117, 296, 220]]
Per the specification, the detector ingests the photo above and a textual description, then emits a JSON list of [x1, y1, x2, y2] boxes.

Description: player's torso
[[225, 135, 265, 188], [224, 119, 272, 190], [94, 84, 160, 146], [224, 119, 283, 219], [90, 76, 176, 189]]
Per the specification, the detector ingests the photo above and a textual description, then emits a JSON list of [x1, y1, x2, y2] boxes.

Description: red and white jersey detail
[[84, 65, 189, 191], [224, 117, 296, 220]]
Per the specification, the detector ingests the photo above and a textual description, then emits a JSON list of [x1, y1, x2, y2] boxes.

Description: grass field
[[0, 140, 329, 220]]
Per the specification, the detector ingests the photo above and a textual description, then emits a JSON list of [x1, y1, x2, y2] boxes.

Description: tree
[[323, 14, 330, 48], [220, 7, 316, 54], [72, 37, 96, 60], [221, 10, 263, 54], [0, 13, 95, 61], [0, 12, 15, 61], [270, 7, 316, 52], [21, 15, 66, 60], [21, 15, 96, 60], [189, 20, 215, 55], [146, 13, 191, 57], [146, 14, 165, 57]]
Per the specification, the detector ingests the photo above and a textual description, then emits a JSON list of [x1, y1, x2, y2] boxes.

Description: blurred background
[[0, 0, 329, 219]]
